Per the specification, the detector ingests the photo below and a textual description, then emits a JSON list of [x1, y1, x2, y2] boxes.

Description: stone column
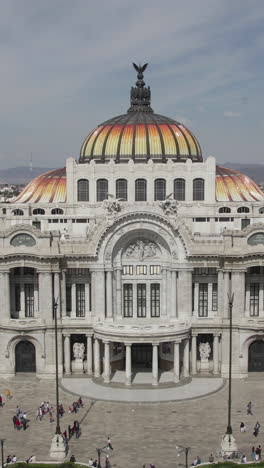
[[171, 270, 177, 318], [38, 272, 53, 323], [116, 268, 122, 318], [71, 283, 76, 317], [152, 343, 159, 386], [223, 271, 230, 318], [194, 283, 199, 316], [0, 271, 11, 320], [232, 271, 245, 319], [178, 270, 192, 318], [103, 341, 111, 383], [245, 283, 250, 316], [173, 341, 180, 383], [191, 334, 197, 374], [213, 334, 220, 374], [217, 270, 224, 316], [85, 282, 90, 316], [34, 278, 39, 316], [125, 343, 132, 386], [64, 334, 71, 374], [61, 271, 67, 317], [259, 283, 264, 316], [5, 271, 10, 318], [208, 283, 213, 314], [183, 338, 190, 377], [162, 268, 167, 316], [94, 338, 101, 378], [20, 282, 25, 318], [106, 271, 113, 318], [166, 270, 172, 317], [86, 335, 93, 374]]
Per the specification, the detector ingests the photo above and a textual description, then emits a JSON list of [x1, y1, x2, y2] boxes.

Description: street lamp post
[[96, 445, 109, 468], [0, 439, 5, 468], [221, 291, 238, 456], [50, 298, 67, 459], [176, 443, 191, 468]]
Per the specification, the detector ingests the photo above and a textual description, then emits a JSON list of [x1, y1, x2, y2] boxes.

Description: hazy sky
[[0, 0, 263, 169]]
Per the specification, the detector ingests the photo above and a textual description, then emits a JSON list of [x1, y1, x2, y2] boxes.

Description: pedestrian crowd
[[13, 406, 30, 430]]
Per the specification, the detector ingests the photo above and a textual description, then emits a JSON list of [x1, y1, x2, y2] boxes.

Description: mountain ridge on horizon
[[0, 162, 264, 185]]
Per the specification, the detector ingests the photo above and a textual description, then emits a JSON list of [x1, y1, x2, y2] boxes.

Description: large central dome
[[80, 64, 202, 163]]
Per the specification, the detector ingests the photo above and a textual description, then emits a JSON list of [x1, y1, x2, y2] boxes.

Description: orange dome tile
[[14, 168, 66, 204], [216, 166, 264, 202]]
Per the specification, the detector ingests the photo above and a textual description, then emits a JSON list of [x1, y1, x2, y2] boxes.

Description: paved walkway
[[61, 375, 225, 402]]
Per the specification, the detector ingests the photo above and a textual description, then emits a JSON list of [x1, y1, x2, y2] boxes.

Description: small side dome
[[14, 168, 66, 204], [216, 166, 264, 201]]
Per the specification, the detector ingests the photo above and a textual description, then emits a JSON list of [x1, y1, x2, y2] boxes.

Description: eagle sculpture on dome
[[133, 63, 148, 80]]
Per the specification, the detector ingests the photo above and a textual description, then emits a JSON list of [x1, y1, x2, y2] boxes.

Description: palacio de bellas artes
[[1, 61, 264, 398]]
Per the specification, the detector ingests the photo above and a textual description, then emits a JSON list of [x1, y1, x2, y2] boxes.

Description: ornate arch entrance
[[15, 340, 36, 372], [248, 340, 264, 372]]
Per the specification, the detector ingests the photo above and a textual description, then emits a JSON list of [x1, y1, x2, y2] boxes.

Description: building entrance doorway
[[132, 344, 152, 368], [15, 340, 36, 372], [248, 340, 264, 372]]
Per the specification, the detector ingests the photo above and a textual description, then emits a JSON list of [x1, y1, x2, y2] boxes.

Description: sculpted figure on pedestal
[[73, 342, 85, 360], [199, 342, 211, 360]]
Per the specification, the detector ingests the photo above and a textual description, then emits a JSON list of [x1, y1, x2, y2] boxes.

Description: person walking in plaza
[[247, 401, 253, 415], [251, 447, 256, 461], [0, 395, 3, 407], [107, 436, 113, 450], [240, 422, 246, 432]]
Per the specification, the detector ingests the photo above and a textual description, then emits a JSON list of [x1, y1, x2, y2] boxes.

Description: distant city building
[[0, 65, 264, 384]]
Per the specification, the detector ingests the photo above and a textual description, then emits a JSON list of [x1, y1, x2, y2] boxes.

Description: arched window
[[97, 179, 108, 202], [32, 208, 45, 215], [116, 179, 128, 200], [193, 178, 204, 201], [154, 179, 166, 201], [174, 178, 185, 201], [12, 209, 24, 216], [135, 179, 147, 202], [51, 208, 64, 215], [237, 206, 250, 213], [259, 207, 264, 214], [219, 207, 231, 213], [77, 179, 89, 202]]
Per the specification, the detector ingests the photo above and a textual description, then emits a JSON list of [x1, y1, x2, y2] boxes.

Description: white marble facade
[[1, 72, 264, 385]]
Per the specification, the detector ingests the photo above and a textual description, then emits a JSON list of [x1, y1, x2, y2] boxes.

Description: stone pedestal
[[200, 358, 210, 374], [71, 358, 84, 374], [50, 434, 67, 460], [221, 433, 238, 455]]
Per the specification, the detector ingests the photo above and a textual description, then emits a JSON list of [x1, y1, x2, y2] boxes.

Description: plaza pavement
[[0, 374, 263, 468]]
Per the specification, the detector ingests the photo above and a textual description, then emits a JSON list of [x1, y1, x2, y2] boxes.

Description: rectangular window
[[151, 284, 160, 317], [122, 265, 133, 275], [123, 284, 133, 317], [198, 283, 208, 317], [136, 265, 147, 275], [25, 283, 34, 317], [137, 284, 146, 317], [76, 284, 85, 317], [15, 283, 21, 311], [250, 283, 259, 317], [212, 283, 218, 311], [150, 265, 161, 275], [66, 285, 72, 315], [32, 221, 41, 230]]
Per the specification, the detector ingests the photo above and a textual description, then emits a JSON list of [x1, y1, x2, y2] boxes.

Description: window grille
[[77, 179, 89, 202], [136, 265, 147, 275], [76, 284, 85, 317], [193, 178, 204, 201], [12, 209, 24, 216], [116, 179, 128, 200], [198, 283, 208, 317], [219, 207, 231, 213], [212, 283, 218, 311], [96, 179, 108, 202], [135, 179, 147, 201], [15, 284, 21, 312], [32, 208, 45, 215], [66, 285, 72, 315], [174, 178, 185, 201], [241, 219, 250, 229], [150, 265, 161, 275], [154, 179, 166, 201], [51, 208, 64, 215], [151, 284, 160, 317], [250, 283, 259, 316], [237, 206, 250, 213], [122, 265, 133, 275], [25, 284, 34, 317], [137, 284, 146, 317], [123, 284, 133, 317]]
